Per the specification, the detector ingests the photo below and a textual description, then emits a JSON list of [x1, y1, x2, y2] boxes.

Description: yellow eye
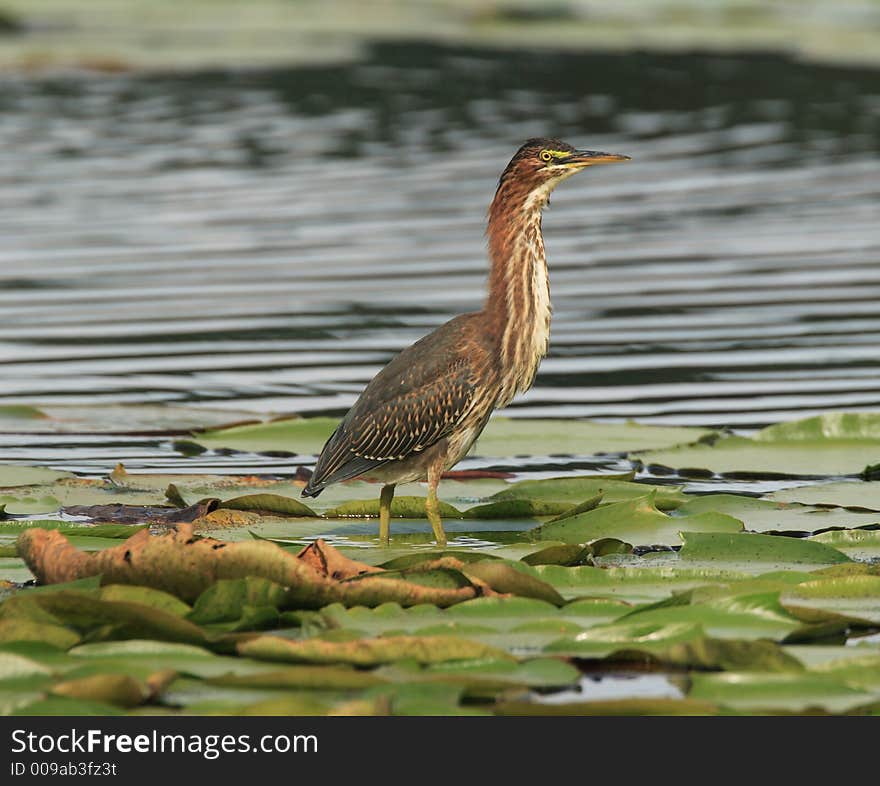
[[540, 150, 552, 162]]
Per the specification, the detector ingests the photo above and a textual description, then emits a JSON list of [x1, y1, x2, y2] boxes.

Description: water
[[1, 43, 880, 474]]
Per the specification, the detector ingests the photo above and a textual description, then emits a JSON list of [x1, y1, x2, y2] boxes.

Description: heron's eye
[[539, 150, 552, 162]]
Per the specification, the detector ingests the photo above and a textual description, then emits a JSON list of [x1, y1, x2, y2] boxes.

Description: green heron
[[302, 138, 629, 544]]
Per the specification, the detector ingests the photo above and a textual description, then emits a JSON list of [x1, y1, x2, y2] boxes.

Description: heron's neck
[[484, 181, 553, 407]]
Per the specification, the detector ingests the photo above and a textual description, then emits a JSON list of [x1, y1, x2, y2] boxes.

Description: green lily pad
[[378, 551, 502, 570], [533, 493, 742, 546], [388, 656, 580, 693], [544, 619, 705, 658], [0, 406, 47, 421], [461, 561, 565, 606], [783, 575, 880, 623], [239, 634, 513, 666], [756, 413, 880, 442], [807, 653, 880, 690], [770, 481, 880, 509], [649, 637, 803, 672], [616, 591, 804, 640], [472, 419, 712, 457], [489, 476, 686, 510], [687, 671, 879, 713], [195, 417, 711, 458], [810, 529, 880, 559], [188, 577, 287, 625], [462, 499, 576, 519], [0, 651, 53, 681], [639, 434, 880, 478], [679, 532, 852, 567], [0, 467, 72, 488], [325, 497, 464, 519], [675, 494, 880, 533], [0, 619, 81, 650], [206, 664, 387, 691], [219, 494, 317, 517], [98, 585, 192, 618], [11, 695, 126, 716], [0, 494, 60, 515], [2, 590, 207, 646], [520, 543, 594, 567]]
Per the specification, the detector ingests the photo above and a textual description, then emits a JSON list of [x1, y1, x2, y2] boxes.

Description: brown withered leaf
[[16, 527, 495, 609], [295, 541, 382, 580], [60, 501, 220, 525]]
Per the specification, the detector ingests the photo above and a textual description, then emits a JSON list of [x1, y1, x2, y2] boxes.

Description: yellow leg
[[379, 484, 395, 546], [426, 464, 447, 546]]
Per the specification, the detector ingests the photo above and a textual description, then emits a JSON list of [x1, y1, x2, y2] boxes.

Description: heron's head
[[497, 138, 630, 206]]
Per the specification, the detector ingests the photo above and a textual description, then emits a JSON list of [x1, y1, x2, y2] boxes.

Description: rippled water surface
[[2, 43, 880, 472]]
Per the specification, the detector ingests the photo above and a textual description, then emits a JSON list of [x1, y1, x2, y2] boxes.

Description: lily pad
[[770, 481, 880, 509], [489, 477, 686, 510], [324, 497, 464, 519], [756, 413, 880, 442], [810, 529, 880, 560], [0, 494, 60, 515], [525, 564, 753, 603], [195, 417, 711, 458], [239, 634, 513, 666], [461, 499, 577, 519], [533, 494, 743, 546], [678, 532, 852, 567], [616, 591, 805, 641], [687, 671, 879, 713], [219, 494, 317, 517], [640, 435, 880, 478], [461, 561, 565, 606], [675, 494, 880, 534], [0, 467, 71, 488], [0, 406, 47, 421], [782, 575, 880, 624]]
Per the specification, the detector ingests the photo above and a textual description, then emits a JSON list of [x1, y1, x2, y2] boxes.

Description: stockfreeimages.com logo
[[11, 729, 318, 760]]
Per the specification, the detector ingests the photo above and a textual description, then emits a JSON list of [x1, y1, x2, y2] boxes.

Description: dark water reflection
[[2, 42, 880, 447]]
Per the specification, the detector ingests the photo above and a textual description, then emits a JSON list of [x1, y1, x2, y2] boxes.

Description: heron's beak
[[564, 151, 631, 168]]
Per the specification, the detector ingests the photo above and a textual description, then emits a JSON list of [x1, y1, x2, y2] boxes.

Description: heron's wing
[[303, 321, 481, 494]]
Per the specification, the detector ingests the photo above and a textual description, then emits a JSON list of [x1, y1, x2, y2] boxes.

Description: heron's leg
[[379, 484, 395, 546], [425, 463, 448, 546]]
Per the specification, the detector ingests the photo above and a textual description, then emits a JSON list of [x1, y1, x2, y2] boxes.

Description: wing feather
[[302, 317, 480, 496]]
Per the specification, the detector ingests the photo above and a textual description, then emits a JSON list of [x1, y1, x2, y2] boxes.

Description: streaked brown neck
[[484, 175, 553, 407]]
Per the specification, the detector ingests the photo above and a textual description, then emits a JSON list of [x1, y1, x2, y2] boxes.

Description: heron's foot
[[379, 484, 395, 546], [425, 489, 448, 546]]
